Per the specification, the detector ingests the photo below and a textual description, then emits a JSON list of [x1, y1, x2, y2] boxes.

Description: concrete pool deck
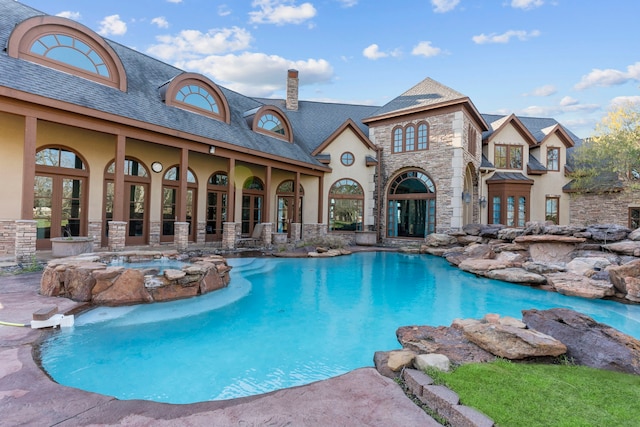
[[0, 266, 439, 426]]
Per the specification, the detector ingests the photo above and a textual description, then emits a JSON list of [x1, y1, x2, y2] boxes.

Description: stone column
[[14, 220, 36, 263], [174, 222, 189, 251], [261, 222, 273, 247], [88, 220, 102, 251], [290, 222, 302, 243], [196, 220, 206, 244], [222, 222, 236, 250], [149, 221, 161, 246], [108, 221, 127, 252]]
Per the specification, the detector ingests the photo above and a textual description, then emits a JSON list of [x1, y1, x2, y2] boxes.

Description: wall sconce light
[[462, 191, 472, 204], [479, 196, 487, 208], [209, 145, 216, 154]]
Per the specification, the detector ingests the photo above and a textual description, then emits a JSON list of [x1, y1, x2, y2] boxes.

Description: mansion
[[0, 0, 584, 261]]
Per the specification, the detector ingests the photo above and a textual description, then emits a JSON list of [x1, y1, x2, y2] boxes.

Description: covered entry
[[386, 170, 436, 238]]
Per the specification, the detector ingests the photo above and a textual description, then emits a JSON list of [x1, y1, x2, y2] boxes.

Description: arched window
[[104, 158, 151, 246], [242, 176, 265, 236], [276, 180, 304, 235], [161, 166, 198, 242], [387, 170, 436, 238], [246, 106, 293, 142], [258, 113, 285, 135], [8, 16, 126, 90], [160, 73, 230, 123], [329, 179, 364, 232], [206, 171, 228, 241], [34, 146, 89, 249]]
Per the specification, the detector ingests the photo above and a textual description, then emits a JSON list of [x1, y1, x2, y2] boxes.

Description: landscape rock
[[602, 240, 640, 256], [462, 322, 567, 360], [387, 349, 417, 372], [425, 233, 458, 247], [566, 257, 612, 277], [586, 224, 631, 242], [522, 261, 566, 275], [484, 268, 546, 284], [628, 228, 640, 241], [545, 272, 615, 299], [522, 308, 640, 375], [414, 354, 451, 372], [497, 228, 525, 241], [607, 259, 640, 301], [457, 258, 512, 275], [397, 325, 495, 365]]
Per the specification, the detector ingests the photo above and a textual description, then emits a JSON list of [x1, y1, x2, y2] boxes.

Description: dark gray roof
[[563, 172, 624, 193], [527, 154, 547, 172], [481, 154, 495, 169], [255, 98, 378, 154], [0, 0, 358, 168], [482, 114, 582, 146], [367, 77, 468, 119], [486, 172, 534, 183]]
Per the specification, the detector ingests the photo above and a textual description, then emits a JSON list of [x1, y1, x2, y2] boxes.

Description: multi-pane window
[[329, 179, 364, 231], [175, 84, 220, 114], [258, 113, 285, 135], [392, 123, 429, 153], [494, 144, 523, 169], [490, 194, 527, 226], [547, 147, 560, 171], [630, 208, 640, 229], [30, 33, 110, 77], [546, 197, 559, 224], [467, 124, 477, 157]]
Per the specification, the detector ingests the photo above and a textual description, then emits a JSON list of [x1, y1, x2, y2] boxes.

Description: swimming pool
[[40, 252, 640, 404]]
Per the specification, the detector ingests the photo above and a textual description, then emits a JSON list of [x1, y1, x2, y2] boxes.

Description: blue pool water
[[40, 252, 640, 404]]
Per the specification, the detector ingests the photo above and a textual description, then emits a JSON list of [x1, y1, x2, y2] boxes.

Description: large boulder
[[461, 322, 567, 360], [425, 233, 458, 247], [566, 257, 612, 277], [522, 308, 640, 375], [545, 272, 615, 299], [457, 258, 512, 275], [628, 228, 640, 241], [484, 268, 546, 284], [607, 259, 640, 302], [602, 241, 640, 256], [397, 325, 494, 365], [586, 224, 631, 242]]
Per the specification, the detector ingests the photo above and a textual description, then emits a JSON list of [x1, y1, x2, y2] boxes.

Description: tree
[[570, 102, 640, 190]]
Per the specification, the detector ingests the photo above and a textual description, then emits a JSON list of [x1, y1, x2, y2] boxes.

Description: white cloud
[[337, 0, 358, 7], [511, 0, 544, 10], [519, 101, 599, 117], [167, 0, 182, 3], [218, 5, 232, 16], [147, 27, 252, 61], [411, 41, 442, 58], [472, 29, 540, 44], [574, 61, 640, 90], [610, 96, 640, 107], [57, 11, 81, 21], [151, 17, 169, 29], [524, 84, 557, 97], [362, 44, 401, 60], [431, 0, 460, 13], [249, 0, 317, 25], [179, 52, 333, 97], [559, 96, 578, 106], [98, 15, 127, 37]]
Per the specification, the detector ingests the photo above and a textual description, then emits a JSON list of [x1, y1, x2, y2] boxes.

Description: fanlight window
[[30, 33, 110, 77], [164, 166, 196, 183], [36, 147, 85, 170], [208, 172, 228, 186], [389, 171, 435, 194], [176, 84, 220, 114], [258, 114, 285, 135], [243, 176, 264, 190]]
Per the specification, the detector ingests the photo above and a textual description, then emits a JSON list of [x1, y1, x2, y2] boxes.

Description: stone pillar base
[[108, 221, 127, 252], [174, 222, 189, 251], [15, 220, 36, 263], [222, 222, 237, 250]]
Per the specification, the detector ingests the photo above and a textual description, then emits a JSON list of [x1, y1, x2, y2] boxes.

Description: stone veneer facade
[[569, 188, 640, 227], [369, 110, 481, 240]]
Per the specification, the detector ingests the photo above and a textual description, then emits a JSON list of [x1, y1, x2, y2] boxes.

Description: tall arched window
[[329, 179, 364, 232], [206, 171, 228, 241], [104, 158, 151, 246], [161, 166, 198, 242], [34, 146, 89, 249], [387, 170, 436, 238], [242, 177, 265, 236], [8, 16, 127, 90], [276, 180, 304, 235]]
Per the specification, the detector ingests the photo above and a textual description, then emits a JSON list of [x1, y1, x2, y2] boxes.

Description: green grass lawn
[[427, 359, 640, 427]]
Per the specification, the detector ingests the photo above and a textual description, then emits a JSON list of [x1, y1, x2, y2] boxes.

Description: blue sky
[[18, 0, 640, 138]]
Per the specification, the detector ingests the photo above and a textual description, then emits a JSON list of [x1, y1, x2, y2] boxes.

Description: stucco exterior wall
[[0, 112, 26, 219]]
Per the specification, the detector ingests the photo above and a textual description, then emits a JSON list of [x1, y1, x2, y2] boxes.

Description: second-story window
[[494, 144, 523, 169], [258, 113, 285, 135], [547, 147, 560, 171], [392, 122, 429, 153]]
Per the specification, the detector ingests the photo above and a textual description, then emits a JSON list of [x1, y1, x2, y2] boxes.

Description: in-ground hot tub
[[40, 250, 232, 305]]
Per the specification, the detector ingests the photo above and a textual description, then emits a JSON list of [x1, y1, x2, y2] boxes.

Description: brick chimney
[[286, 69, 299, 111]]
